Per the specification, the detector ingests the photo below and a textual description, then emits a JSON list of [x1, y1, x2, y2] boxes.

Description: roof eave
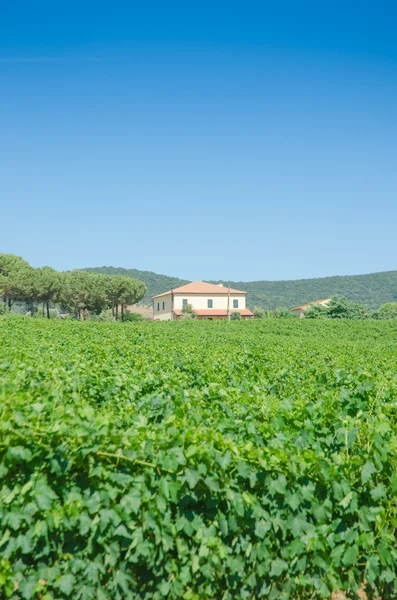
[[153, 290, 248, 299]]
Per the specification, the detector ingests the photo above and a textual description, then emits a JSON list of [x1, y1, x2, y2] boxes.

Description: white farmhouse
[[152, 281, 254, 321]]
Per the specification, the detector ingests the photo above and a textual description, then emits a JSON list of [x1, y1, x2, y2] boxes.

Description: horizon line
[[80, 265, 397, 284]]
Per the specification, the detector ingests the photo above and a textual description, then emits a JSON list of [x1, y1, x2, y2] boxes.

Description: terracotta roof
[[291, 298, 332, 311], [173, 308, 253, 317], [152, 281, 247, 299]]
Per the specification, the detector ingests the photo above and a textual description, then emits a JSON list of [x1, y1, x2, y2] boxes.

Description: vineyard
[[1, 318, 397, 599]]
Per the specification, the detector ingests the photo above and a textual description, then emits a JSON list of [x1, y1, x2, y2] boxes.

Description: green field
[[1, 318, 397, 599]]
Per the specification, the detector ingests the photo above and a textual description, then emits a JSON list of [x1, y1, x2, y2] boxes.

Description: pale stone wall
[[173, 293, 246, 310], [153, 293, 173, 321]]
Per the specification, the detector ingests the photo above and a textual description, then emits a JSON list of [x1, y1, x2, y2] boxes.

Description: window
[[157, 303, 160, 311], [233, 299, 239, 309], [207, 299, 213, 308], [162, 302, 165, 310], [182, 299, 188, 306]]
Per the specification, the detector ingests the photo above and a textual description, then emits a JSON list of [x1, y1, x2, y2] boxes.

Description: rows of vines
[[1, 318, 397, 598]]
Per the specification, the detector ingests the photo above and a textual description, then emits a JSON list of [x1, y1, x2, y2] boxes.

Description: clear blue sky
[[1, 1, 396, 281]]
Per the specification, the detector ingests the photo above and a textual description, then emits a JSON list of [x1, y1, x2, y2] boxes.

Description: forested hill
[[85, 267, 397, 310]]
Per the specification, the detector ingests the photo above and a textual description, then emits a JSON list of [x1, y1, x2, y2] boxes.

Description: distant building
[[152, 281, 254, 321], [291, 298, 332, 317]]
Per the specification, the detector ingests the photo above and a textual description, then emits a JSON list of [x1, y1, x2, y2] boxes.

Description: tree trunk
[[116, 304, 119, 321], [46, 301, 50, 319], [30, 302, 35, 317], [42, 302, 45, 317], [8, 298, 11, 309], [121, 304, 124, 322], [112, 302, 114, 319]]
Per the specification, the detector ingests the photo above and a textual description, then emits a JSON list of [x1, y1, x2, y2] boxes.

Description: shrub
[[274, 307, 296, 318], [180, 303, 196, 320], [327, 296, 368, 319], [90, 308, 114, 322], [304, 303, 329, 319], [374, 302, 397, 320], [124, 311, 144, 322], [230, 311, 241, 320], [34, 307, 59, 319]]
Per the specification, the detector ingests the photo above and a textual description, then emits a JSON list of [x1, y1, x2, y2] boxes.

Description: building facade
[[152, 281, 254, 320]]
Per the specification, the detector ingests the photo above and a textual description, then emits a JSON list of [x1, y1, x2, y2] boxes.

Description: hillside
[[85, 266, 397, 310]]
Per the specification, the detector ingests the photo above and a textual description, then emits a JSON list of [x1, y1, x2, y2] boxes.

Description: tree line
[[253, 295, 397, 320], [0, 254, 146, 320]]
